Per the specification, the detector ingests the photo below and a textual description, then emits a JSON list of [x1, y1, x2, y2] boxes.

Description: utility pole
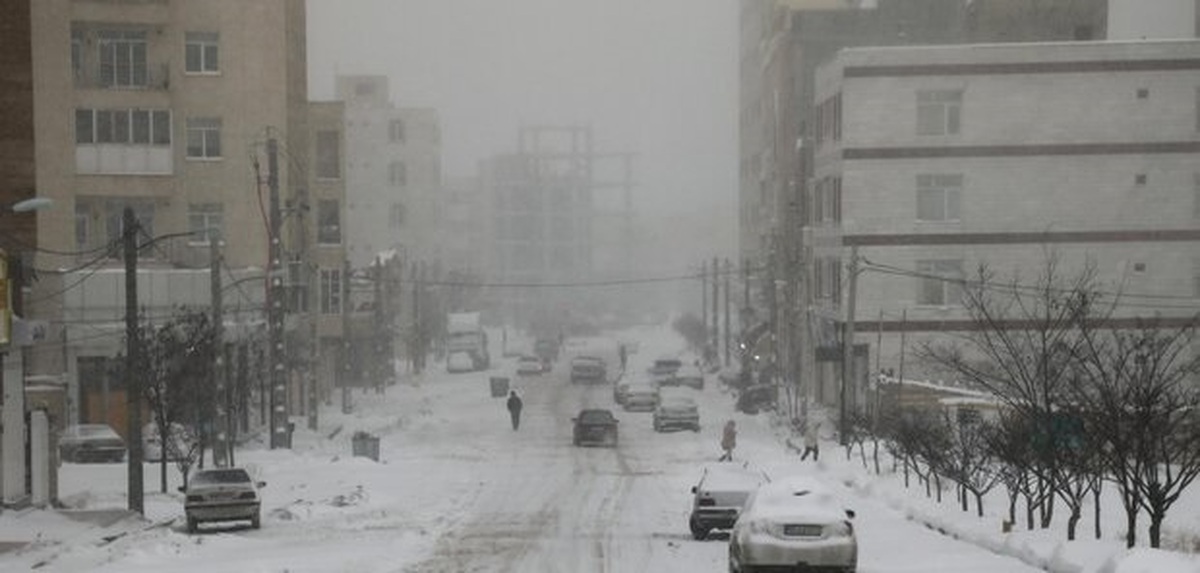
[[412, 260, 422, 373], [711, 257, 719, 356], [123, 207, 143, 515], [724, 258, 731, 367], [373, 256, 384, 393], [341, 258, 352, 413], [700, 262, 707, 332], [210, 236, 228, 466], [267, 138, 289, 449], [840, 246, 859, 446]]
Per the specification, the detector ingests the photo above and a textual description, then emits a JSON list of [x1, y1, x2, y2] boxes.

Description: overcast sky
[[306, 0, 738, 258]]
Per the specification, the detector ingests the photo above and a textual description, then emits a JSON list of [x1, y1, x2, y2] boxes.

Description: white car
[[621, 382, 660, 412], [729, 475, 857, 573], [182, 467, 266, 533], [653, 395, 700, 432], [516, 355, 543, 376], [446, 351, 475, 373]]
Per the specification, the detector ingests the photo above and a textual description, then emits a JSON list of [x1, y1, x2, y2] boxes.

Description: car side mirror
[[177, 486, 186, 493], [845, 509, 855, 519], [257, 481, 267, 489], [691, 486, 698, 494]]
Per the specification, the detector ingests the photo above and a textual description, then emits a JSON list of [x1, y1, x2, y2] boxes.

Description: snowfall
[[1, 325, 1198, 573]]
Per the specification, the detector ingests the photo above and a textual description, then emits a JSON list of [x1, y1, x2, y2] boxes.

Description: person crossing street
[[506, 390, 524, 431]]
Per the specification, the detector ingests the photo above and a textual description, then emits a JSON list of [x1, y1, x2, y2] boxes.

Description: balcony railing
[[74, 62, 169, 91]]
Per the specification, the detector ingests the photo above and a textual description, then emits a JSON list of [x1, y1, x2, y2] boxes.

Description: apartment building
[[809, 39, 1200, 411], [335, 75, 441, 269], [27, 0, 319, 431]]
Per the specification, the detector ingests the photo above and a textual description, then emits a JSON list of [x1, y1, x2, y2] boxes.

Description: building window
[[75, 203, 91, 252], [1194, 174, 1200, 219], [185, 117, 222, 159], [71, 30, 83, 81], [97, 29, 147, 88], [316, 130, 341, 179], [389, 119, 406, 143], [391, 161, 410, 187], [185, 32, 220, 74], [76, 109, 171, 145], [104, 200, 155, 253], [916, 89, 962, 136], [317, 199, 341, 245], [389, 203, 406, 230], [319, 268, 343, 315], [916, 260, 964, 306], [811, 177, 842, 224], [916, 174, 963, 221], [188, 203, 224, 243]]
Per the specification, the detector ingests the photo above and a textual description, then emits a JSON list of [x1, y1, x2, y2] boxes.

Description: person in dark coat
[[506, 390, 524, 430], [719, 420, 737, 461]]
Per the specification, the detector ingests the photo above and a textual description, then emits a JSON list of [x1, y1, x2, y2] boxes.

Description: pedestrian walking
[[506, 390, 524, 431], [800, 421, 820, 461], [719, 420, 737, 461], [619, 344, 628, 370]]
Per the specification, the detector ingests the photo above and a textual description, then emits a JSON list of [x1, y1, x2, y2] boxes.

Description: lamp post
[[1, 197, 52, 506]]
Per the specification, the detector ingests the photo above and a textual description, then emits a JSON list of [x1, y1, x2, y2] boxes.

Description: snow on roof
[[699, 463, 768, 491]]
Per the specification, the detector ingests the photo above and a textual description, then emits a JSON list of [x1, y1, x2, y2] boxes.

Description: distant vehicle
[[653, 395, 700, 432], [143, 422, 196, 462], [613, 378, 633, 405], [622, 382, 660, 412], [572, 408, 619, 447], [570, 355, 607, 384], [181, 467, 266, 533], [445, 312, 490, 371], [667, 363, 705, 390], [729, 475, 857, 573], [59, 424, 126, 463], [516, 355, 544, 376], [689, 464, 770, 540], [446, 351, 475, 373], [534, 338, 560, 367], [649, 356, 682, 376]]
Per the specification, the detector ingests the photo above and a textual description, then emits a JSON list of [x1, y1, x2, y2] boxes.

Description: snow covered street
[[0, 326, 1056, 572]]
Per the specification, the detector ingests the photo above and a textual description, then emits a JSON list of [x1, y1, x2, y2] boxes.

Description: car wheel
[[186, 515, 198, 534], [251, 512, 261, 529]]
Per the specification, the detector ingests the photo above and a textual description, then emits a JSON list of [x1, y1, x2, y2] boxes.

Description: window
[[316, 131, 341, 179], [75, 203, 91, 252], [104, 200, 155, 253], [916, 260, 964, 306], [916, 90, 962, 136], [185, 32, 220, 74], [1194, 174, 1200, 219], [394, 162, 415, 188], [319, 268, 343, 315], [76, 109, 171, 145], [388, 203, 406, 230], [389, 119, 406, 143], [1135, 173, 1147, 186], [188, 203, 224, 243], [186, 117, 222, 159], [916, 174, 963, 221], [317, 199, 341, 245], [71, 30, 83, 81], [97, 30, 147, 88]]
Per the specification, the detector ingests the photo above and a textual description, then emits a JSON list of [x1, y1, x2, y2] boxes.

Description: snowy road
[[2, 329, 1043, 572]]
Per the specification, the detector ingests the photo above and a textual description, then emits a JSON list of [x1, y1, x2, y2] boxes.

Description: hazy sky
[[306, 0, 738, 256]]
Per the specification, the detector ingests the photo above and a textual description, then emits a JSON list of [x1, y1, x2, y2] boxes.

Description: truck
[[445, 312, 490, 372]]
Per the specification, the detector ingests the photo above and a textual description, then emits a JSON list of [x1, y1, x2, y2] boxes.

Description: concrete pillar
[[30, 410, 48, 506], [1, 352, 27, 505]]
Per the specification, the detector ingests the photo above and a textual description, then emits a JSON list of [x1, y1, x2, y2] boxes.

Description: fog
[[307, 0, 740, 269]]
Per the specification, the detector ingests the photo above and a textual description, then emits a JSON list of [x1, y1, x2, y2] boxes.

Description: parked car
[[728, 475, 857, 573], [59, 424, 126, 463], [653, 395, 700, 432], [446, 351, 475, 373], [672, 363, 705, 390], [622, 382, 660, 412], [648, 356, 682, 377], [516, 355, 544, 376], [689, 463, 770, 540], [143, 422, 196, 462], [181, 467, 266, 533], [572, 408, 619, 447], [570, 355, 607, 384], [612, 378, 634, 405]]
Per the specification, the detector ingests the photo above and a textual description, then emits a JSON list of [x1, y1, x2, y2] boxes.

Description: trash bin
[[490, 376, 510, 398], [351, 431, 380, 461]]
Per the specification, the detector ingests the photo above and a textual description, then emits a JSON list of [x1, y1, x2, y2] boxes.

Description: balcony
[[74, 62, 170, 92]]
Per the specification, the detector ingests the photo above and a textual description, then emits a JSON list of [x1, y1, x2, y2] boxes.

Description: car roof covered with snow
[[743, 475, 850, 523]]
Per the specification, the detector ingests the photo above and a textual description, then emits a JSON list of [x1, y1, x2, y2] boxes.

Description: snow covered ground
[[0, 325, 1196, 572]]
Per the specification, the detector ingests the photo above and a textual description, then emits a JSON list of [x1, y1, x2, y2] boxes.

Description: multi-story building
[[335, 75, 441, 269], [28, 0, 323, 433], [810, 39, 1200, 412], [436, 176, 487, 279]]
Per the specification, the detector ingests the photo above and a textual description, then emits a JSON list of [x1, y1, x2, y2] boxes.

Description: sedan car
[[621, 382, 660, 412], [572, 408, 619, 447], [516, 355, 544, 376], [59, 424, 126, 463], [729, 475, 857, 573], [689, 463, 769, 540], [673, 364, 705, 390], [653, 395, 700, 432], [569, 355, 607, 384], [182, 467, 266, 533]]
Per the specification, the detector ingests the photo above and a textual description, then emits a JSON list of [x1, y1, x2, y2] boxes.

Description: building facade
[[335, 75, 441, 269], [810, 39, 1200, 412]]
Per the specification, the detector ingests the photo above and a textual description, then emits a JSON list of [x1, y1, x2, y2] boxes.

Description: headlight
[[827, 521, 854, 538]]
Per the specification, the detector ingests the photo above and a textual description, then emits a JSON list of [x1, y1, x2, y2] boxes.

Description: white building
[[809, 39, 1200, 411], [335, 75, 441, 269]]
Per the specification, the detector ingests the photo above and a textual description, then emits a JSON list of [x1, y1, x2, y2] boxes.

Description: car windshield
[[578, 411, 612, 423], [190, 469, 252, 486], [69, 425, 116, 438]]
